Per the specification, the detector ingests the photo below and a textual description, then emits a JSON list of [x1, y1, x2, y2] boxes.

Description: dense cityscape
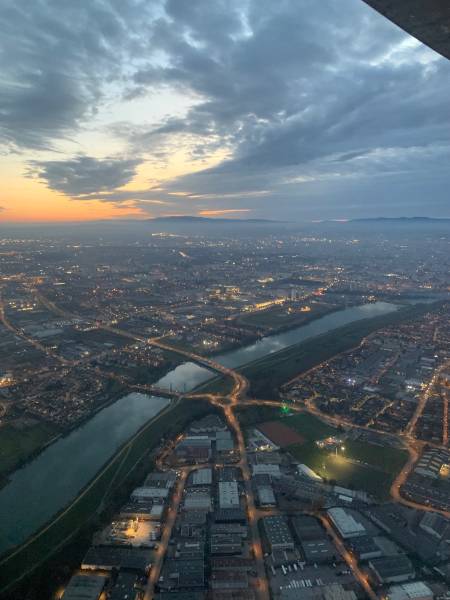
[[1, 0, 450, 598], [0, 220, 449, 600]]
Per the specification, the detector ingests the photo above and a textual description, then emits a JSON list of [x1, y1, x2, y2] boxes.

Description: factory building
[[327, 508, 366, 539], [262, 516, 295, 552], [218, 481, 240, 510]]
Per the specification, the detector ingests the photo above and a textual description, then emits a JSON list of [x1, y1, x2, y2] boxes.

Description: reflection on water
[[0, 393, 168, 554], [0, 301, 399, 554], [157, 302, 399, 392]]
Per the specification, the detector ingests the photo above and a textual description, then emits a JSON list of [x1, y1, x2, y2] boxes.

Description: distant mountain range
[[148, 215, 280, 224], [350, 217, 450, 223]]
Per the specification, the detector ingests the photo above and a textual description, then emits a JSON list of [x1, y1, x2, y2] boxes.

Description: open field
[[193, 373, 235, 396], [257, 420, 305, 447], [0, 398, 213, 595], [236, 404, 287, 427], [279, 412, 336, 441], [283, 413, 408, 499], [0, 422, 59, 483], [241, 302, 440, 398], [289, 442, 394, 499]]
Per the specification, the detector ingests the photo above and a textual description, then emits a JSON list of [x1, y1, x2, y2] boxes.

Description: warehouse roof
[[62, 574, 106, 600]]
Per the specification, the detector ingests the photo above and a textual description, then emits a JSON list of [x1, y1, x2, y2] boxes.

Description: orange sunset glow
[[1, 0, 449, 224]]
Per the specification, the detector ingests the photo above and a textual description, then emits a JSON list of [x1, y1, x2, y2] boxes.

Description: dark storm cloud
[[113, 0, 450, 217], [0, 0, 160, 149], [3, 0, 450, 217], [131, 0, 450, 186], [29, 156, 142, 196]]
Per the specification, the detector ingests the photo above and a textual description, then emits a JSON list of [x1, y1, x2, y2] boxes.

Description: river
[[157, 301, 400, 391], [0, 393, 169, 555], [0, 301, 398, 554]]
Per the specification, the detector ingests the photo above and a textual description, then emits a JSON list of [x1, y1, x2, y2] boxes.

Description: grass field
[[280, 412, 337, 441], [0, 422, 58, 481], [193, 374, 235, 395], [288, 441, 404, 499], [280, 413, 408, 500], [0, 398, 213, 594]]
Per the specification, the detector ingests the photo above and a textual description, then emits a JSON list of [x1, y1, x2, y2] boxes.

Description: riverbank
[[0, 345, 186, 490], [241, 301, 440, 398], [0, 397, 214, 596], [0, 383, 127, 490], [0, 300, 414, 592]]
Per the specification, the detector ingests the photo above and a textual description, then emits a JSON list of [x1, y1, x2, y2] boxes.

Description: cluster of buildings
[[61, 469, 179, 600], [158, 464, 254, 597], [156, 415, 261, 597], [173, 415, 237, 465], [285, 304, 450, 444], [258, 501, 449, 599], [401, 448, 450, 511]]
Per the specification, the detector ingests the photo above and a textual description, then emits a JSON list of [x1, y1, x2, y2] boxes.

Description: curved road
[[7, 288, 446, 596]]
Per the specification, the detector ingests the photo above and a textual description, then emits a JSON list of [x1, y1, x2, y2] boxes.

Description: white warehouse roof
[[327, 508, 365, 538]]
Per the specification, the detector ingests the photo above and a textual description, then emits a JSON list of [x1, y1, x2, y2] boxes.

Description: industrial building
[[184, 490, 211, 511], [252, 464, 281, 477], [297, 463, 323, 482], [291, 516, 325, 542], [211, 523, 248, 538], [211, 570, 249, 590], [109, 571, 139, 600], [256, 485, 276, 507], [419, 512, 450, 540], [347, 537, 384, 561], [81, 547, 152, 573], [327, 508, 366, 539], [216, 437, 235, 453], [144, 471, 176, 489], [218, 481, 240, 509], [387, 581, 434, 600], [158, 559, 205, 592], [61, 574, 107, 600], [192, 468, 213, 486], [262, 516, 295, 552], [189, 414, 227, 434], [131, 487, 169, 501], [301, 538, 337, 564], [369, 556, 415, 585], [214, 508, 247, 524], [119, 500, 164, 521], [211, 533, 243, 555], [175, 436, 212, 462]]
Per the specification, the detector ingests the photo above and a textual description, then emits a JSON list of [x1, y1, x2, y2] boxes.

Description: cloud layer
[[2, 0, 450, 219], [29, 156, 142, 196]]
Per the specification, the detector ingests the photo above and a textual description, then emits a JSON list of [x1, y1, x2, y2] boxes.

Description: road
[[0, 291, 70, 366], [405, 358, 450, 437], [14, 288, 450, 595], [319, 515, 377, 600], [145, 469, 189, 595]]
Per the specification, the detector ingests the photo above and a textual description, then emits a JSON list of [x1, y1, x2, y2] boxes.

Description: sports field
[[257, 420, 305, 447], [279, 413, 408, 499]]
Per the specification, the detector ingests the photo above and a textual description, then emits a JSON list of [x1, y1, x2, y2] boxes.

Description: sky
[[0, 0, 449, 222]]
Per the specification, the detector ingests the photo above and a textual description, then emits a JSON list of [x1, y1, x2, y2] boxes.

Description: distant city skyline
[[1, 0, 449, 222]]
